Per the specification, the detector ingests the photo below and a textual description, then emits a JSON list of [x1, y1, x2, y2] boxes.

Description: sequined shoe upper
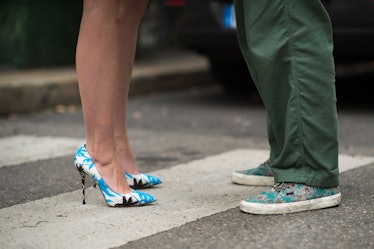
[[240, 182, 341, 214], [232, 159, 274, 186]]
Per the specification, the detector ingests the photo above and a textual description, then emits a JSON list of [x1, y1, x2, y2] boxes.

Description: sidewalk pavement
[[0, 49, 211, 116]]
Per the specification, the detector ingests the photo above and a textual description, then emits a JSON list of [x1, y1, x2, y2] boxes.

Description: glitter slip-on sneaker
[[126, 172, 162, 189], [232, 159, 274, 186], [74, 144, 156, 207], [240, 182, 341, 215]]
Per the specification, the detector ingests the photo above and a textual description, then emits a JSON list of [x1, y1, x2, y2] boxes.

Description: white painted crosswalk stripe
[[0, 135, 84, 168], [1, 147, 373, 249]]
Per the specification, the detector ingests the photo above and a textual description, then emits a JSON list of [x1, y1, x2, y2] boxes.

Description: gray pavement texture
[[0, 49, 211, 115], [118, 163, 374, 249]]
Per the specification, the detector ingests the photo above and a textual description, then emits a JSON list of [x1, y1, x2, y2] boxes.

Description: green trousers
[[234, 0, 339, 187]]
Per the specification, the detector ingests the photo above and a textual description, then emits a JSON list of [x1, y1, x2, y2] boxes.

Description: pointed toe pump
[[126, 172, 162, 189], [74, 144, 156, 207]]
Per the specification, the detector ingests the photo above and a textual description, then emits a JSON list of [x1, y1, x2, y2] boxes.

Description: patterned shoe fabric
[[126, 172, 162, 189], [240, 182, 342, 215], [115, 190, 156, 207], [74, 144, 156, 207], [94, 176, 156, 207], [232, 159, 274, 186]]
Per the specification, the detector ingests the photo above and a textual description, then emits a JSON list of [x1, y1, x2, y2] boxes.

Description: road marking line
[[0, 135, 84, 168], [0, 149, 372, 249]]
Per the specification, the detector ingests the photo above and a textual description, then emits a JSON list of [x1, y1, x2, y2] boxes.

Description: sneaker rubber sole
[[240, 192, 342, 215], [232, 171, 274, 186]]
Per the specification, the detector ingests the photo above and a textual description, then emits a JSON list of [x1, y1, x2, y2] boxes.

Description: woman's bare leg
[[114, 0, 148, 175], [76, 0, 147, 193]]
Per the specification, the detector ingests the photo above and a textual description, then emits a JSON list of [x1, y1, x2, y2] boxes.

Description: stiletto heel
[[73, 144, 156, 207], [78, 170, 86, 204]]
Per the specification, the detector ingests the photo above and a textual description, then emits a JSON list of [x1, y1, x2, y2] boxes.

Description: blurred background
[[0, 0, 373, 114], [0, 0, 168, 68]]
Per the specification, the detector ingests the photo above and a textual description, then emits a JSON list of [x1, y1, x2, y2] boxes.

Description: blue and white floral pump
[[74, 144, 156, 207], [126, 172, 162, 189]]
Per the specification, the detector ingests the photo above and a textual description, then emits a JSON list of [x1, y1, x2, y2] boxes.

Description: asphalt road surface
[[0, 83, 373, 249]]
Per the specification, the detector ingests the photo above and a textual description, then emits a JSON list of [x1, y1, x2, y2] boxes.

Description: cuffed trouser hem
[[274, 174, 339, 188]]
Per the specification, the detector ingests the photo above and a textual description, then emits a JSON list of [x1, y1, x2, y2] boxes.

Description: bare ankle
[[85, 148, 134, 192]]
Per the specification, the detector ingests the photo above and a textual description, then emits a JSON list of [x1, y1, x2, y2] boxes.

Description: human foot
[[117, 142, 162, 188], [74, 144, 156, 206]]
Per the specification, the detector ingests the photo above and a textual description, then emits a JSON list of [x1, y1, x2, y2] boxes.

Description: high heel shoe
[[126, 172, 162, 189], [73, 144, 156, 207]]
